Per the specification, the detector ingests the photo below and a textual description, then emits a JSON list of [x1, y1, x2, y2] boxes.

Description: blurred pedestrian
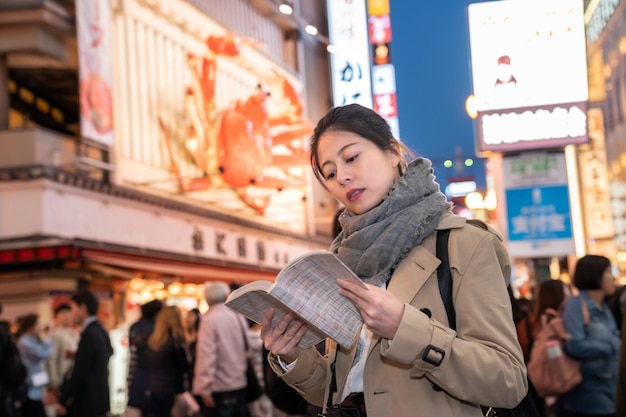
[[193, 282, 248, 417], [125, 299, 163, 417], [245, 320, 272, 417], [605, 285, 626, 332], [185, 308, 201, 382], [16, 313, 52, 417], [58, 290, 113, 417], [511, 290, 535, 364], [0, 302, 24, 417], [147, 305, 189, 417], [47, 303, 79, 397], [531, 279, 570, 416], [615, 311, 626, 417], [559, 255, 620, 417], [533, 280, 569, 336]]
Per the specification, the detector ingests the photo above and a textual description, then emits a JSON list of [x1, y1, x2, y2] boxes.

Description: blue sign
[[506, 185, 574, 257]]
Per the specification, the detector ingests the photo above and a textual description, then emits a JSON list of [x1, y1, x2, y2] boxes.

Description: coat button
[[420, 308, 432, 318]]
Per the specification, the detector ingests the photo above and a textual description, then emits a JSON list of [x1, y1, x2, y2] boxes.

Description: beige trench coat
[[269, 214, 528, 417]]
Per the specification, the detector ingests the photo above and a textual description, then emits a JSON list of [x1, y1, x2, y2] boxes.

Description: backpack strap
[[436, 229, 456, 330], [436, 228, 519, 330]]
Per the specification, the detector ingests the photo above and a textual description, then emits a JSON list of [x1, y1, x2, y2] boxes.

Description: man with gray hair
[[193, 281, 249, 417]]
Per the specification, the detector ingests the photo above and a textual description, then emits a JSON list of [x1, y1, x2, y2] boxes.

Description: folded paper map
[[225, 250, 366, 349]]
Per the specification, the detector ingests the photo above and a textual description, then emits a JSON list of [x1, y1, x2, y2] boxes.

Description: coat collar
[[435, 212, 468, 231]]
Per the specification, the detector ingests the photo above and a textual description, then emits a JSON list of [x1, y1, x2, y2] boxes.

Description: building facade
[[0, 0, 337, 326], [584, 0, 626, 276]]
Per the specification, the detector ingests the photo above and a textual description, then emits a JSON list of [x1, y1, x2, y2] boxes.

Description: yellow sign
[[367, 0, 389, 16]]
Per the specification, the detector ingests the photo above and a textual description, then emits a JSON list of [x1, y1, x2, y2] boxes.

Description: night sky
[[390, 0, 492, 190]]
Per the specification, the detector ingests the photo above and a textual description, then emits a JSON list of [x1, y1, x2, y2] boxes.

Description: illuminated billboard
[[76, 0, 114, 146], [327, 0, 373, 108], [467, 0, 589, 154]]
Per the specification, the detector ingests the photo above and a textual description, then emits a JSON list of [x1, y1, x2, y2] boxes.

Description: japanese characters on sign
[[327, 0, 373, 108], [504, 153, 574, 258], [467, 0, 588, 154], [367, 0, 399, 138]]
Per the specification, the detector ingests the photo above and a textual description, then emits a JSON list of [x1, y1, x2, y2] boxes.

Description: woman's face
[[601, 266, 616, 296], [317, 130, 400, 215]]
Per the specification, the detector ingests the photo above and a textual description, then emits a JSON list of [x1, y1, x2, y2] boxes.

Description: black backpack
[[0, 330, 27, 391]]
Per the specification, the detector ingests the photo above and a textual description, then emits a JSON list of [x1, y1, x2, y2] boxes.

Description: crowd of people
[[124, 281, 318, 417], [511, 256, 625, 417], [0, 290, 113, 417], [0, 283, 316, 417]]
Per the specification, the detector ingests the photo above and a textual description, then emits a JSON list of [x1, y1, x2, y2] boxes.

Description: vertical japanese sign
[[327, 0, 373, 108], [77, 0, 114, 146], [504, 153, 574, 258], [367, 0, 400, 139], [578, 108, 614, 240]]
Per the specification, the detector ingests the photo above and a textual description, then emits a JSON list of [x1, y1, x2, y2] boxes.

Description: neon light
[[481, 106, 587, 145]]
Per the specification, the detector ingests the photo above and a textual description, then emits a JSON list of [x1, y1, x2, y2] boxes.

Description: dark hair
[[54, 303, 72, 316], [187, 308, 201, 332], [572, 254, 611, 290], [71, 290, 99, 316], [141, 299, 163, 320], [16, 313, 38, 338], [308, 104, 413, 186], [533, 279, 566, 322], [332, 209, 343, 238]]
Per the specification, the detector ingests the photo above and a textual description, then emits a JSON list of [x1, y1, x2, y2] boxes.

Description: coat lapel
[[365, 241, 441, 357], [387, 244, 440, 304]]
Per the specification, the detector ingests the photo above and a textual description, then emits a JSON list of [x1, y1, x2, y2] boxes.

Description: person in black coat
[[127, 299, 163, 415], [146, 306, 189, 417], [58, 290, 113, 417]]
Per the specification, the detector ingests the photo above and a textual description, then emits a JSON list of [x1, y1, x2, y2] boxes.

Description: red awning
[[82, 249, 277, 283]]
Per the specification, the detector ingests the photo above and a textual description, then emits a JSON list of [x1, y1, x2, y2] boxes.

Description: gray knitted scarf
[[331, 158, 451, 287]]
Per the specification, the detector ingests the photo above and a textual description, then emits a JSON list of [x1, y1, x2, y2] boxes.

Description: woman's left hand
[[337, 279, 404, 339]]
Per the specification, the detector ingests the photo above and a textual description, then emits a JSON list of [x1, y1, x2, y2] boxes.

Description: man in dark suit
[[58, 290, 113, 417]]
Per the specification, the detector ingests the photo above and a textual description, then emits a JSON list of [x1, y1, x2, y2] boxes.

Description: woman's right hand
[[260, 309, 307, 364]]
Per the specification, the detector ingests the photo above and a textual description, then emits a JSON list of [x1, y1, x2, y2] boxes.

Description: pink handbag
[[527, 299, 589, 397]]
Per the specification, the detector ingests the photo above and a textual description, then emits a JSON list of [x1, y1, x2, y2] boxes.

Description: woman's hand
[[260, 309, 307, 363], [337, 279, 404, 339]]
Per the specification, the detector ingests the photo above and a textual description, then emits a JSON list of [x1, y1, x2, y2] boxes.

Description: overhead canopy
[[83, 249, 278, 284]]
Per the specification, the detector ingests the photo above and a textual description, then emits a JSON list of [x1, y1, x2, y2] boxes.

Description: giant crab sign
[[158, 34, 313, 214]]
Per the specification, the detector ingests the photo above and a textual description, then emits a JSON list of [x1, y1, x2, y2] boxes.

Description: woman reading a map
[[259, 103, 528, 417]]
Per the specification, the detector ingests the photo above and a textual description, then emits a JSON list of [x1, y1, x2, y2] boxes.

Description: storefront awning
[[83, 249, 278, 283]]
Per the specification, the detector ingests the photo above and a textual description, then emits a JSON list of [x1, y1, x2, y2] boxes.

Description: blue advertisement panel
[[506, 185, 574, 257]]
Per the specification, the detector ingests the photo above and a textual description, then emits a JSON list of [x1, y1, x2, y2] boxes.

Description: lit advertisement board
[[467, 0, 589, 154], [76, 0, 114, 146], [327, 0, 373, 108], [367, 0, 400, 139], [504, 153, 574, 258]]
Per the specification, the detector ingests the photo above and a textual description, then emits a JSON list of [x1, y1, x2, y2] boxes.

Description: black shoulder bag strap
[[435, 229, 544, 417], [436, 229, 455, 330]]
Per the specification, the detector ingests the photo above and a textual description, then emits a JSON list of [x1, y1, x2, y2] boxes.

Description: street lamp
[[464, 190, 497, 222], [465, 94, 477, 120]]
